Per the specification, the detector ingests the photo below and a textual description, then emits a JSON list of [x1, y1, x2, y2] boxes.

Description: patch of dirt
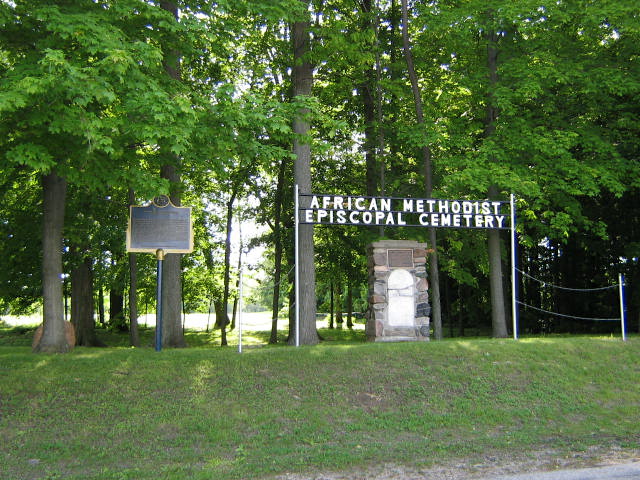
[[274, 445, 640, 480]]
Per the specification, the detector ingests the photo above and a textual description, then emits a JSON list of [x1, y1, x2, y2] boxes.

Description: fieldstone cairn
[[366, 240, 430, 342]]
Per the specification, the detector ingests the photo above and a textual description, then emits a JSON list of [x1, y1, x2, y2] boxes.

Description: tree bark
[[220, 191, 237, 346], [291, 0, 319, 345], [269, 157, 287, 344], [359, 0, 380, 198], [485, 28, 509, 338], [160, 164, 186, 347], [159, 0, 186, 348], [230, 237, 242, 331], [128, 251, 140, 346], [329, 282, 335, 329], [128, 189, 140, 347], [335, 282, 343, 327], [346, 282, 354, 329], [400, 0, 443, 339], [71, 256, 105, 347], [360, 66, 378, 197], [361, 75, 378, 197], [34, 171, 69, 353], [109, 288, 126, 331], [488, 223, 508, 337], [214, 300, 228, 334], [97, 286, 105, 326]]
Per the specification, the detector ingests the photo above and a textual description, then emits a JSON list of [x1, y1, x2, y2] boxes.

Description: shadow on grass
[[0, 323, 368, 349]]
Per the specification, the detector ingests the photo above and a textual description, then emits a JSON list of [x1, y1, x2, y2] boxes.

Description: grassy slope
[[0, 331, 639, 479]]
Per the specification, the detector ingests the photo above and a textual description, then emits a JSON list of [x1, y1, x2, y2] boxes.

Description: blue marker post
[[155, 249, 165, 352]]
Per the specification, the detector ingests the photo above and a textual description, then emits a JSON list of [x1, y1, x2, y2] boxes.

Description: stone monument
[[366, 240, 430, 341]]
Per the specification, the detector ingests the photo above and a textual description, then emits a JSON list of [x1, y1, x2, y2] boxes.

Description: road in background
[[487, 462, 640, 480]]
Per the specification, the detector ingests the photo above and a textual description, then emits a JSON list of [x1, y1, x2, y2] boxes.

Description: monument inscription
[[127, 196, 193, 253], [388, 249, 414, 268]]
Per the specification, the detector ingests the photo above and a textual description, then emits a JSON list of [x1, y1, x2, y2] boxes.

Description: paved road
[[488, 462, 640, 480]]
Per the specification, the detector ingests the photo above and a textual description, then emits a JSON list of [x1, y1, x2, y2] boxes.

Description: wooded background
[[1, 0, 638, 351]]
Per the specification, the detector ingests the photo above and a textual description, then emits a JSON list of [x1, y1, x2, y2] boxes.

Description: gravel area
[[274, 446, 640, 480]]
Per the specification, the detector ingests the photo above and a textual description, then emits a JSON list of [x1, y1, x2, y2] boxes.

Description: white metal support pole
[[294, 184, 300, 347], [510, 194, 518, 340], [619, 273, 626, 342], [238, 267, 243, 353]]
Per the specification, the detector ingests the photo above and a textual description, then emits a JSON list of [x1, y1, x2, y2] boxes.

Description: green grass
[[1, 325, 639, 479]]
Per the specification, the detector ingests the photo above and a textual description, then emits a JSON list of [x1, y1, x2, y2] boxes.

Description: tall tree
[[35, 172, 69, 352], [1, 1, 195, 351], [159, 1, 187, 348], [269, 156, 288, 344], [219, 185, 239, 346], [128, 189, 140, 347], [65, 186, 107, 347], [291, 0, 319, 345], [71, 255, 105, 347], [484, 19, 508, 338], [400, 0, 443, 339]]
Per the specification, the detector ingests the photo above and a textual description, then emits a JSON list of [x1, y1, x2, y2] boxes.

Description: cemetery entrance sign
[[299, 193, 510, 230], [294, 186, 518, 344]]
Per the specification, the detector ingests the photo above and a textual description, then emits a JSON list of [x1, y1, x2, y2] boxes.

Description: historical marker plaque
[[127, 196, 193, 253], [388, 249, 414, 268]]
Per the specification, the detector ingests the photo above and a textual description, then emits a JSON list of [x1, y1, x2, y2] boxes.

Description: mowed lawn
[[1, 326, 639, 480]]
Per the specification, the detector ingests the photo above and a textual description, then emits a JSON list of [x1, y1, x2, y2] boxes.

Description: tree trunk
[[214, 300, 229, 334], [335, 282, 343, 327], [488, 225, 508, 337], [346, 282, 354, 329], [34, 171, 69, 353], [71, 256, 105, 347], [97, 286, 105, 326], [231, 296, 237, 331], [128, 189, 140, 347], [160, 250, 185, 348], [359, 0, 379, 198], [291, 0, 319, 345], [128, 251, 140, 346], [109, 288, 126, 331], [64, 277, 69, 322], [206, 298, 213, 333], [329, 282, 335, 329], [159, 164, 186, 347], [362, 76, 378, 198], [202, 226, 218, 334], [159, 0, 186, 348], [485, 28, 508, 338], [220, 191, 237, 346], [230, 212, 244, 332], [360, 75, 378, 197], [400, 0, 443, 339], [270, 157, 287, 344]]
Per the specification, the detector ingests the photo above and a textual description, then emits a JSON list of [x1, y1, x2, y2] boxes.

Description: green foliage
[[0, 0, 196, 192], [1, 0, 639, 333], [0, 170, 42, 312]]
